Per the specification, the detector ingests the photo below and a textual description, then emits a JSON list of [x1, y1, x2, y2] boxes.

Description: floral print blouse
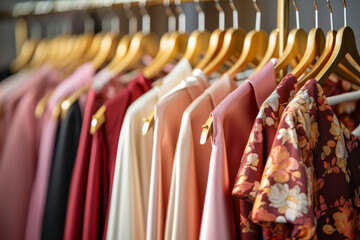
[[250, 79, 360, 239]]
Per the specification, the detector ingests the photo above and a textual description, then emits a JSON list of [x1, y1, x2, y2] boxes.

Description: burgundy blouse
[[83, 73, 153, 240]]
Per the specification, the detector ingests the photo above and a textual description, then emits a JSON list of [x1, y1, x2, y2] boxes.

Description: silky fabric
[[0, 69, 31, 159], [64, 69, 126, 240], [146, 69, 209, 240], [199, 60, 277, 240], [41, 101, 82, 240], [83, 74, 153, 240], [165, 74, 237, 240], [0, 65, 62, 240], [25, 63, 95, 240], [253, 79, 360, 239], [106, 59, 192, 240]]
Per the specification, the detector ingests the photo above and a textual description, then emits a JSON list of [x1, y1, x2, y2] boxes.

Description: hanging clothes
[[82, 73, 153, 240], [252, 79, 360, 239], [106, 59, 193, 240], [164, 74, 238, 240], [25, 62, 95, 240], [200, 60, 277, 240], [146, 69, 209, 240], [0, 65, 62, 240], [0, 69, 31, 157], [41, 100, 83, 240], [64, 69, 127, 240]]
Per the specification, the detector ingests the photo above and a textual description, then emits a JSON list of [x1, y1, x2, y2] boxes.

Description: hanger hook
[[194, 0, 205, 32], [252, 0, 261, 31], [175, 0, 186, 33], [292, 0, 300, 29], [229, 0, 238, 29], [164, 0, 176, 32], [139, 0, 151, 34], [124, 2, 138, 35], [108, 0, 120, 34], [342, 0, 347, 27], [326, 0, 333, 31], [214, 0, 225, 31], [313, 0, 318, 28]]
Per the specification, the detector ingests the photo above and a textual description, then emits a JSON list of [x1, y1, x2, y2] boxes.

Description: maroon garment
[[83, 74, 153, 240], [0, 66, 62, 240], [232, 74, 298, 238], [252, 79, 360, 239], [63, 73, 149, 240], [64, 76, 125, 240]]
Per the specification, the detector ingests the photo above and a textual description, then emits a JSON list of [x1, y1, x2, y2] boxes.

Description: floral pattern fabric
[[232, 74, 298, 201], [251, 79, 360, 239]]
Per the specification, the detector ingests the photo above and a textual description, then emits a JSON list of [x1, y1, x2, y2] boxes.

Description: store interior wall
[[0, 0, 359, 70]]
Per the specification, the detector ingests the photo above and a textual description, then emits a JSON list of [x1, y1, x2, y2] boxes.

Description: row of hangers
[[9, 0, 360, 140], [200, 0, 360, 144]]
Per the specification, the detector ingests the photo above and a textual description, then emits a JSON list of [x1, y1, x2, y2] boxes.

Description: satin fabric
[[0, 65, 62, 240], [42, 100, 82, 240], [165, 74, 237, 240], [25, 63, 95, 240], [83, 74, 153, 240], [0, 69, 31, 159], [64, 69, 126, 240], [106, 59, 192, 240], [146, 69, 209, 240], [200, 60, 277, 240]]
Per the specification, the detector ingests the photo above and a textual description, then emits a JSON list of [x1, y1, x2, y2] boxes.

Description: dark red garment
[[82, 74, 153, 240], [64, 77, 125, 240]]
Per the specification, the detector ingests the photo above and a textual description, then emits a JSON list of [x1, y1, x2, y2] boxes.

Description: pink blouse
[[25, 63, 95, 240], [200, 61, 277, 240]]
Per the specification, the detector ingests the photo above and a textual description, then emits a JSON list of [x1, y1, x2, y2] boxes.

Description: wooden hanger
[[27, 39, 50, 69], [63, 33, 103, 75], [315, 0, 360, 86], [109, 32, 159, 76], [182, 0, 210, 67], [195, 0, 226, 70], [202, 28, 245, 76], [227, 0, 268, 79], [299, 0, 358, 84], [252, 28, 280, 75], [143, 32, 189, 79], [90, 1, 159, 134], [315, 26, 360, 87], [291, 0, 326, 79], [200, 0, 246, 144], [57, 34, 94, 71], [106, 34, 132, 73], [274, 28, 307, 78], [11, 39, 38, 72], [143, 0, 189, 79], [106, 0, 159, 76], [226, 29, 268, 79], [91, 32, 121, 70], [274, 0, 307, 80], [202, 0, 245, 76], [291, 28, 325, 78]]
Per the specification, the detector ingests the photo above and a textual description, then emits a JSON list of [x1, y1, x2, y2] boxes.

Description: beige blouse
[[146, 69, 209, 240]]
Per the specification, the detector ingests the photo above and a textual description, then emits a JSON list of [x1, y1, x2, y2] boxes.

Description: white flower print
[[268, 183, 288, 208], [268, 183, 308, 222], [265, 91, 280, 111], [247, 153, 259, 166], [276, 126, 298, 149]]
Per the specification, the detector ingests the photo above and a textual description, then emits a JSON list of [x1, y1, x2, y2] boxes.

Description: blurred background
[[0, 0, 359, 70]]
